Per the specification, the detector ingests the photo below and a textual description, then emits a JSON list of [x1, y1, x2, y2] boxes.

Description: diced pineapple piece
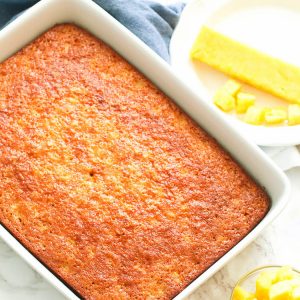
[[292, 286, 300, 300], [214, 89, 235, 112], [288, 104, 300, 125], [260, 270, 278, 284], [269, 281, 293, 300], [236, 92, 256, 114], [264, 107, 287, 124], [244, 106, 265, 125], [232, 286, 256, 300], [276, 266, 295, 283], [288, 278, 300, 288], [256, 272, 273, 300], [213, 79, 241, 112], [223, 79, 242, 96]]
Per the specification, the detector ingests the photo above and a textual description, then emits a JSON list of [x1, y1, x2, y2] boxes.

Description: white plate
[[170, 0, 300, 146], [0, 0, 290, 299]]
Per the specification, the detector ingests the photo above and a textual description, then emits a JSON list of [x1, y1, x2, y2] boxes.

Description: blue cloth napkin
[[0, 0, 185, 62]]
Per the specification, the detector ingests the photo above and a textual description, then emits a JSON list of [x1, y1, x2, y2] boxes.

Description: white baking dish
[[0, 0, 290, 299]]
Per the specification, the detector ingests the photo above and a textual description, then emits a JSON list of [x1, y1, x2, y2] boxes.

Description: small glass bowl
[[230, 265, 300, 299]]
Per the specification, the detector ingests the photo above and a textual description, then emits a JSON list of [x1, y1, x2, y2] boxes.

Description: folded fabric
[[0, 0, 185, 62], [0, 0, 37, 27]]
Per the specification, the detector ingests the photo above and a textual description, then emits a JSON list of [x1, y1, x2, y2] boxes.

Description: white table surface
[[1, 1, 300, 299]]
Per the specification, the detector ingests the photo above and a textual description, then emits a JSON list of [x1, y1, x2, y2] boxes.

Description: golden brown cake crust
[[0, 24, 269, 299]]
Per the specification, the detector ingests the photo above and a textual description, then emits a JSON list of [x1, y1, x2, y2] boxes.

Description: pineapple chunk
[[288, 104, 300, 125], [236, 92, 256, 114], [288, 278, 300, 288], [213, 80, 241, 112], [269, 281, 293, 300], [256, 272, 273, 299], [244, 106, 265, 125], [292, 286, 300, 300], [264, 107, 287, 124], [276, 266, 295, 283], [232, 286, 256, 300], [214, 89, 235, 112], [222, 79, 242, 96], [260, 270, 278, 284]]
